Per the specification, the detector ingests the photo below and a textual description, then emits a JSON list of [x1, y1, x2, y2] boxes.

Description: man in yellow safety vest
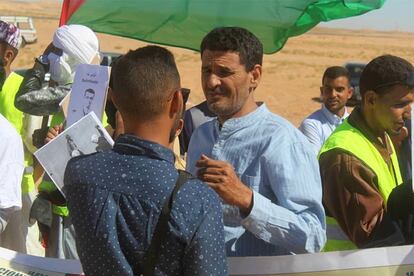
[[319, 55, 414, 250]]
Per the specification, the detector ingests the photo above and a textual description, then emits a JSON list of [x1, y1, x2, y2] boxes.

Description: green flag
[[61, 0, 385, 53]]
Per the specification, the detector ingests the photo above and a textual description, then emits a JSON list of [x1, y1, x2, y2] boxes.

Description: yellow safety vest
[[0, 72, 35, 194], [319, 119, 403, 251]]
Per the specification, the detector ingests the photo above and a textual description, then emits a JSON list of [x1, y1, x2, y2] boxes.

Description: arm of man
[[0, 137, 24, 232], [243, 141, 326, 253], [299, 119, 323, 155], [14, 60, 71, 116], [320, 149, 405, 247], [0, 162, 23, 233], [197, 141, 326, 254], [182, 186, 227, 275]]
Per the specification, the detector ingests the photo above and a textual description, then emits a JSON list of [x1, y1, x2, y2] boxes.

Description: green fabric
[[67, 0, 385, 54], [0, 72, 35, 194], [319, 119, 403, 204], [0, 72, 24, 133], [323, 237, 358, 252], [323, 216, 357, 252], [22, 149, 35, 194], [38, 180, 56, 193], [50, 110, 109, 128], [38, 180, 69, 217], [52, 204, 69, 217]]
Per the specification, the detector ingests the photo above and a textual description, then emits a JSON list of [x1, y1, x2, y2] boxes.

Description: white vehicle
[[0, 16, 37, 44]]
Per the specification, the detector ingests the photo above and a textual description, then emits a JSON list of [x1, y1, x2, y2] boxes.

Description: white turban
[[53, 24, 99, 64]]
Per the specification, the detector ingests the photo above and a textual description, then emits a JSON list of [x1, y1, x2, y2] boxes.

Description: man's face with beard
[[201, 50, 252, 122]]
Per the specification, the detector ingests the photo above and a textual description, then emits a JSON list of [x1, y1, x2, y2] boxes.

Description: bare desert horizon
[[1, 0, 413, 126]]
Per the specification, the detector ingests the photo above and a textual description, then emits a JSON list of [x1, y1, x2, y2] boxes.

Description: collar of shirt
[[348, 107, 393, 163], [321, 104, 349, 126], [113, 134, 175, 164], [216, 103, 268, 137]]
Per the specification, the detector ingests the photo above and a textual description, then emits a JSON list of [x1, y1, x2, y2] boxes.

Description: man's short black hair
[[112, 45, 180, 120], [360, 54, 414, 97], [322, 66, 350, 84], [200, 27, 263, 71]]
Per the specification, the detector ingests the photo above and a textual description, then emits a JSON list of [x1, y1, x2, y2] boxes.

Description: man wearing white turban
[[15, 24, 100, 116], [14, 24, 100, 260]]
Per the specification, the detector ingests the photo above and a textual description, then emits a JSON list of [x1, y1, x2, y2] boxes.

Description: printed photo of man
[[82, 88, 95, 116]]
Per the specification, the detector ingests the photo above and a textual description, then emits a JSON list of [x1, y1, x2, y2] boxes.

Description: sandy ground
[[1, 0, 414, 126]]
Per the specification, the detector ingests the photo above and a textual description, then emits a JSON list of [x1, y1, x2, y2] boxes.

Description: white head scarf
[[49, 25, 100, 84]]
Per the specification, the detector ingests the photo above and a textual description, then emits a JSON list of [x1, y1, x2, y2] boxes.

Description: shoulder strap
[[143, 169, 191, 276]]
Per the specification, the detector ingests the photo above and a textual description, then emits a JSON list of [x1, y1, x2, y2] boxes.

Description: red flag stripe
[[59, 0, 86, 26]]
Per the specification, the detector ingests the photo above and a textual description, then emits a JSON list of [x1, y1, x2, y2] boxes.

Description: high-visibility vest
[[38, 180, 69, 217], [0, 72, 24, 132], [0, 72, 35, 194], [319, 119, 402, 251]]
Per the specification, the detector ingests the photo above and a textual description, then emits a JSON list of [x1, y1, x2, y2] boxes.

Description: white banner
[[228, 245, 414, 276], [0, 247, 82, 275], [0, 245, 413, 275]]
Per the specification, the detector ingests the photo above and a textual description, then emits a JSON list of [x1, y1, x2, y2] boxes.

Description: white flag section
[[34, 112, 114, 196], [66, 64, 110, 127], [0, 245, 413, 275]]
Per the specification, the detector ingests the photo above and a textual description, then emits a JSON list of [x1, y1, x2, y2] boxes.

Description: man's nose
[[206, 73, 221, 89], [326, 88, 337, 97]]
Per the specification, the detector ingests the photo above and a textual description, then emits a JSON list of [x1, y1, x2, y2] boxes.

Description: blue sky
[[319, 0, 414, 32]]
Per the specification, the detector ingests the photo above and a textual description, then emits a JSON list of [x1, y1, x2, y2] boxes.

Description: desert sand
[[1, 0, 414, 126]]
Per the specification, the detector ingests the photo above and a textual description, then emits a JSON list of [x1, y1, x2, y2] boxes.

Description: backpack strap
[[143, 169, 191, 276]]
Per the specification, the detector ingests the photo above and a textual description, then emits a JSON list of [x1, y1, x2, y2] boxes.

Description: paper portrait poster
[[66, 64, 111, 127], [34, 112, 114, 196]]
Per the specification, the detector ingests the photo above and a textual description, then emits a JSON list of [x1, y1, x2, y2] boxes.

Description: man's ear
[[364, 90, 377, 106], [347, 86, 354, 100], [107, 87, 113, 102], [169, 90, 182, 119], [249, 64, 262, 91], [175, 118, 184, 137], [3, 47, 15, 67], [109, 87, 120, 110]]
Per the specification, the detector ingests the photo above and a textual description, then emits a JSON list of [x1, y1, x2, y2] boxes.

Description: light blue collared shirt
[[187, 104, 326, 256], [299, 105, 349, 155]]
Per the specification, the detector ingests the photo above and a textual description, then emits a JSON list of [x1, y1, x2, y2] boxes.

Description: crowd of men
[[0, 19, 413, 275]]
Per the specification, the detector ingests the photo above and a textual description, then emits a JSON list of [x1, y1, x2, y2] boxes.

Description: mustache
[[206, 88, 226, 95]]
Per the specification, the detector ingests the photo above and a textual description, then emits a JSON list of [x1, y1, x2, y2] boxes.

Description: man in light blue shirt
[[187, 27, 326, 256], [299, 66, 353, 154]]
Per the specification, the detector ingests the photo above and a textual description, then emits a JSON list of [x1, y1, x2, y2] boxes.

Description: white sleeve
[[0, 134, 24, 210]]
